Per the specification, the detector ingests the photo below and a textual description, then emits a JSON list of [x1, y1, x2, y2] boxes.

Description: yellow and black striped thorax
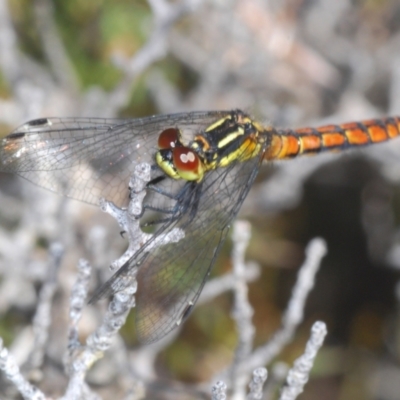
[[155, 110, 266, 182], [191, 110, 265, 169]]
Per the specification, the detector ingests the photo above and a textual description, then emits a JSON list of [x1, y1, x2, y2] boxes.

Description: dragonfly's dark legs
[[141, 181, 198, 226], [142, 204, 175, 214], [145, 183, 203, 227], [146, 181, 179, 201], [148, 175, 165, 186], [142, 213, 182, 226]]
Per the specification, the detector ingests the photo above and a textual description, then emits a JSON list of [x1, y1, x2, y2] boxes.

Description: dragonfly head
[[156, 128, 205, 182]]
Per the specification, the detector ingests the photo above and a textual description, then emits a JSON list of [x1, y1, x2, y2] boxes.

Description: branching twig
[[62, 164, 153, 397], [63, 286, 136, 399], [211, 380, 228, 400], [0, 339, 46, 400], [107, 0, 204, 114], [33, 0, 79, 91], [0, 0, 21, 86], [241, 237, 327, 373], [100, 163, 152, 272], [247, 367, 268, 400], [279, 321, 327, 400], [230, 221, 255, 398], [199, 263, 259, 305], [66, 259, 92, 355], [26, 242, 64, 373]]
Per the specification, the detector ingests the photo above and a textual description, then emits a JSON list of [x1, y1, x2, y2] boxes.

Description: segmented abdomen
[[264, 116, 400, 160]]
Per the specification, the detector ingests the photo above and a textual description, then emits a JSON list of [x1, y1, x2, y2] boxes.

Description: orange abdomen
[[264, 116, 400, 160]]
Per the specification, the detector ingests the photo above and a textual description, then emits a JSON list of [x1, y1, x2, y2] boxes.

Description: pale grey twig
[[247, 367, 268, 400], [100, 163, 152, 271], [0, 0, 48, 121], [33, 0, 79, 91], [130, 326, 180, 380], [63, 259, 99, 400], [107, 0, 203, 113], [63, 161, 187, 396], [0, 338, 46, 400], [211, 380, 228, 400], [80, 384, 101, 400], [67, 259, 92, 353], [230, 221, 255, 398], [108, 336, 146, 399], [101, 162, 184, 274], [199, 263, 260, 305], [86, 226, 109, 271], [146, 70, 182, 113], [279, 321, 327, 400], [0, 0, 21, 86], [242, 238, 327, 372], [282, 238, 327, 328], [26, 242, 64, 372], [62, 165, 154, 398], [63, 286, 136, 399], [389, 55, 400, 114]]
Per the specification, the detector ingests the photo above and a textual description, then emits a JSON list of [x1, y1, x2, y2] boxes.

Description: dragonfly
[[0, 109, 399, 343]]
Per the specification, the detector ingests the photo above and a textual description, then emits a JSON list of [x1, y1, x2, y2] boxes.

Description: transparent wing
[[91, 140, 265, 343], [0, 111, 229, 206]]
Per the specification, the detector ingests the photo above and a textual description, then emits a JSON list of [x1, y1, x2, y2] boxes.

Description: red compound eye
[[172, 146, 204, 181], [158, 128, 180, 150]]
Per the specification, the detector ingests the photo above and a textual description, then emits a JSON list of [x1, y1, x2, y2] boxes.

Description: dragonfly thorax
[[155, 111, 264, 182], [191, 111, 264, 169]]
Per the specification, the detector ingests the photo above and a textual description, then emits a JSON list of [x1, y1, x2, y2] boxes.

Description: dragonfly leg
[[142, 204, 176, 214], [142, 198, 187, 226], [146, 184, 178, 201], [142, 183, 197, 227], [142, 213, 182, 227]]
